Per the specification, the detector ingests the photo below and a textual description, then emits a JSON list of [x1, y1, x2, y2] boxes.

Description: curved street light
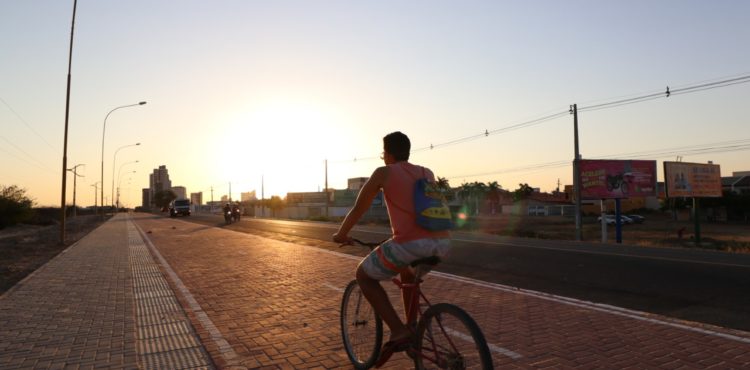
[[100, 101, 146, 214], [111, 142, 140, 208]]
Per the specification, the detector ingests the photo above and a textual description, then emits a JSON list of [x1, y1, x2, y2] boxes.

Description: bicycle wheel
[[340, 280, 383, 369], [414, 303, 493, 370]]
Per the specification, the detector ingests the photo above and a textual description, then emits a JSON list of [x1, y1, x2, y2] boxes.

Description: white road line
[[444, 326, 523, 360], [323, 282, 345, 293], [130, 218, 240, 364], [431, 271, 750, 345], [299, 242, 750, 346]]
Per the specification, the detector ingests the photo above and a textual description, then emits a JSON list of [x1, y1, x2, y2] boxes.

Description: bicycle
[[339, 238, 493, 369]]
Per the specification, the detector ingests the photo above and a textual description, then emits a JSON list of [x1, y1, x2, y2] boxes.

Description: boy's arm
[[333, 167, 388, 242]]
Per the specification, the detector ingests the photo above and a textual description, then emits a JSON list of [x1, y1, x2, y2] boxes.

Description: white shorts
[[359, 238, 451, 281]]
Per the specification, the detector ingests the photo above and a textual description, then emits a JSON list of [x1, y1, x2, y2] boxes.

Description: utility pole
[[261, 175, 265, 218], [59, 0, 78, 244], [229, 182, 232, 202], [571, 104, 583, 241], [91, 182, 100, 215], [67, 164, 85, 217], [325, 159, 329, 218]]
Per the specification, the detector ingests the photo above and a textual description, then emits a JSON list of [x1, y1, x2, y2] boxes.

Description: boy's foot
[[374, 335, 413, 368]]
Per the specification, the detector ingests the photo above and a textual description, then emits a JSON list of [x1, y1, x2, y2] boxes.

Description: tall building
[[171, 186, 187, 199], [141, 188, 150, 209], [241, 191, 257, 202], [148, 165, 172, 207], [190, 192, 203, 205]]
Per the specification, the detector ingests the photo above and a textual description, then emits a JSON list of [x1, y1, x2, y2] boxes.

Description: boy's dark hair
[[383, 131, 410, 161]]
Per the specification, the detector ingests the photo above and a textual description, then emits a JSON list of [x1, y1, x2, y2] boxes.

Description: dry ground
[[0, 215, 108, 294]]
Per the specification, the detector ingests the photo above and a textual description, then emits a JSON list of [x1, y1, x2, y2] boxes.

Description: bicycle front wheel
[[340, 280, 383, 369], [414, 303, 493, 370]]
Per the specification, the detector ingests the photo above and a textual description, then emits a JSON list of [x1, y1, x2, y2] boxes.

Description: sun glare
[[216, 100, 345, 198]]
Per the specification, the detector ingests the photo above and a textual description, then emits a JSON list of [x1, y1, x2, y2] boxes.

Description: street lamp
[[100, 101, 146, 214], [117, 170, 136, 209], [66, 164, 85, 217], [111, 142, 140, 208]]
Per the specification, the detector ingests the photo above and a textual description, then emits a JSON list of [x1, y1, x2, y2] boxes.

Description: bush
[[0, 185, 35, 229]]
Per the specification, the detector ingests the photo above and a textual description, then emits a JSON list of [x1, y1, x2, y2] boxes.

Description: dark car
[[626, 214, 645, 224]]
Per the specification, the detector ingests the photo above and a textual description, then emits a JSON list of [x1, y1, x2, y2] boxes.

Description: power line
[[334, 73, 750, 164], [0, 135, 56, 173], [445, 139, 750, 181], [0, 96, 58, 152]]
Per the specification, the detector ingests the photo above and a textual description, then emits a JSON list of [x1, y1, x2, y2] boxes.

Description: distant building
[[348, 177, 368, 191], [723, 171, 750, 194], [141, 189, 150, 209], [241, 191, 257, 202], [149, 165, 172, 207], [171, 186, 187, 199], [190, 192, 203, 205]]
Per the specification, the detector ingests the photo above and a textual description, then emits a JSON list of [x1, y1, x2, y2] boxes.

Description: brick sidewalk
[[0, 214, 212, 370], [132, 213, 750, 369]]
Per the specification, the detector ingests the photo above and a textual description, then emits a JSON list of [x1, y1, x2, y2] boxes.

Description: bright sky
[[2, 1, 749, 207]]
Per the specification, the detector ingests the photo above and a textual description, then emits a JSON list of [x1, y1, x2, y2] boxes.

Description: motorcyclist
[[223, 203, 232, 223], [232, 202, 241, 221]]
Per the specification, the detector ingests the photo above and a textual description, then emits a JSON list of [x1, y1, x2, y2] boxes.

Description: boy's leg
[[355, 265, 410, 341]]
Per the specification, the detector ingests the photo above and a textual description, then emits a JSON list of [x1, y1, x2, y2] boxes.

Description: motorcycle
[[224, 209, 233, 224], [232, 207, 241, 222]]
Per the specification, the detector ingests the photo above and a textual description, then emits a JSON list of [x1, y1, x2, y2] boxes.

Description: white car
[[597, 215, 632, 225]]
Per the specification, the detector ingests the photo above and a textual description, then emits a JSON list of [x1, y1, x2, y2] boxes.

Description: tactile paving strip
[[127, 222, 214, 369]]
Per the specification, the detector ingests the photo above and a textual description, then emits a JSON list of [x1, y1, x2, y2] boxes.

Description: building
[[171, 186, 187, 199], [241, 191, 257, 202], [348, 177, 368, 191], [141, 189, 150, 209], [190, 192, 203, 205], [148, 165, 172, 207], [722, 171, 750, 194]]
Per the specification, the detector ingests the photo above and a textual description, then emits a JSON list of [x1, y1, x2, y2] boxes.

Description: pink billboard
[[579, 160, 657, 199]]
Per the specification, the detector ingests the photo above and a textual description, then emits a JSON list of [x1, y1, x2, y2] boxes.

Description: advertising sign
[[664, 162, 722, 198], [579, 159, 657, 199]]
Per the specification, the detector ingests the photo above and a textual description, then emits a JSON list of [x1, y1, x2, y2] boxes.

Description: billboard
[[664, 162, 722, 198], [579, 160, 657, 199]]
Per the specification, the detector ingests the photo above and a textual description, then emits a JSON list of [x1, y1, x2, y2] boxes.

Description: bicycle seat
[[410, 256, 441, 267]]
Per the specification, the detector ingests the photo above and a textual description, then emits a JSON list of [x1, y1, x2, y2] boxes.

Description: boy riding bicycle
[[333, 131, 451, 367]]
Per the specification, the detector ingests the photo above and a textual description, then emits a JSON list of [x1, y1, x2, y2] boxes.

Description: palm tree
[[436, 177, 452, 201], [471, 181, 487, 215], [487, 181, 501, 215]]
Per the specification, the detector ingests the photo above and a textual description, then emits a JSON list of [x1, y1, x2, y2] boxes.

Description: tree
[[153, 189, 177, 210], [0, 185, 35, 229], [267, 195, 285, 217], [435, 177, 453, 201], [512, 183, 535, 202], [487, 181, 502, 215]]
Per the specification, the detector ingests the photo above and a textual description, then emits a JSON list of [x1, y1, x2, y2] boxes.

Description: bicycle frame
[[393, 267, 463, 367]]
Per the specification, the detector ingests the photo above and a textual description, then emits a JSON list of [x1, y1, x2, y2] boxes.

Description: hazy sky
[[2, 1, 749, 207]]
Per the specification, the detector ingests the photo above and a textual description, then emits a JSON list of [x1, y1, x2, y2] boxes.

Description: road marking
[[131, 218, 241, 364], [323, 282, 344, 293], [443, 326, 523, 359], [297, 242, 750, 346], [432, 271, 750, 345]]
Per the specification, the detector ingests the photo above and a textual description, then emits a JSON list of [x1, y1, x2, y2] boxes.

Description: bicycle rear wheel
[[414, 303, 493, 370], [340, 280, 383, 369]]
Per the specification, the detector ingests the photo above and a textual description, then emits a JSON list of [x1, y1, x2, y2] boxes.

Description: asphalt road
[[175, 212, 750, 332]]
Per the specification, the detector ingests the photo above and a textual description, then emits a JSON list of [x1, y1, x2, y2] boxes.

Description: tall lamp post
[[59, 0, 78, 244], [100, 101, 146, 215], [111, 142, 140, 209], [66, 164, 85, 217]]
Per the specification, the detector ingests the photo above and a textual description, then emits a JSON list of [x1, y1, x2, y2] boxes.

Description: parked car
[[626, 214, 645, 224], [597, 214, 633, 225]]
